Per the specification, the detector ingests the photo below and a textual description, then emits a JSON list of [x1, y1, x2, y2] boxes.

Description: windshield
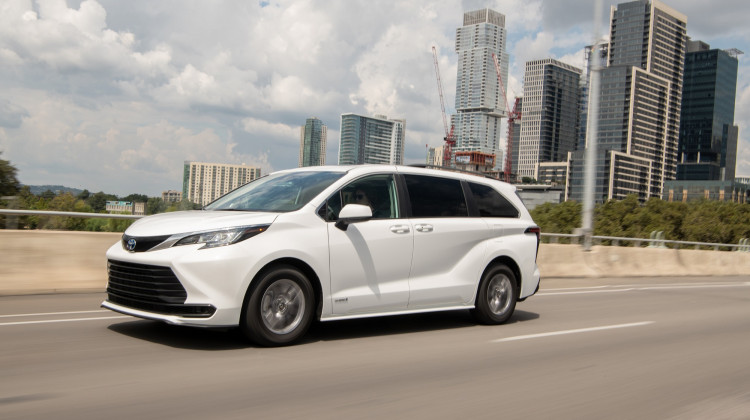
[[205, 170, 345, 212]]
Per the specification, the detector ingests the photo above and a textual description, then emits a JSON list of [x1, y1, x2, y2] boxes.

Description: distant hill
[[24, 185, 85, 196]]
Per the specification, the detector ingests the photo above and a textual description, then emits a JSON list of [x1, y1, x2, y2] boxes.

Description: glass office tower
[[338, 114, 405, 165], [518, 58, 582, 179], [299, 117, 327, 167], [677, 41, 739, 181]]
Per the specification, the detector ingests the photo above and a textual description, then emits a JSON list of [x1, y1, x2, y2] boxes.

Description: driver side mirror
[[335, 204, 373, 231]]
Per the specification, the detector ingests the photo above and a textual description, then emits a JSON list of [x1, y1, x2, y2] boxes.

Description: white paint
[[492, 321, 654, 342], [538, 282, 750, 296], [0, 310, 109, 318], [0, 316, 130, 327]]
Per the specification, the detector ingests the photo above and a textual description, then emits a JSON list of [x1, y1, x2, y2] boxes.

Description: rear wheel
[[241, 265, 314, 346], [471, 264, 517, 325]]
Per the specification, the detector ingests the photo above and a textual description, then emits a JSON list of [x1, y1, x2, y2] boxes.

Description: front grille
[[106, 260, 215, 318], [121, 234, 171, 252]]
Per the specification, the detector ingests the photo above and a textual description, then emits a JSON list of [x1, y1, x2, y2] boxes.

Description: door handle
[[415, 224, 433, 233], [390, 225, 411, 234]]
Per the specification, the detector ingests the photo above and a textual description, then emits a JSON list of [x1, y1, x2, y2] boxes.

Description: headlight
[[174, 225, 269, 249]]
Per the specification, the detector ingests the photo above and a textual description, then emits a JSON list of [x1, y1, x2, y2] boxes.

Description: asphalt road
[[1, 276, 749, 420]]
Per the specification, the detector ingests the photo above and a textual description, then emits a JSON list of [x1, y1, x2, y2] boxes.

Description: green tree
[[681, 200, 750, 245], [146, 197, 167, 215], [44, 193, 92, 230], [122, 193, 148, 203], [0, 151, 21, 197], [86, 191, 117, 212], [530, 195, 750, 246], [105, 218, 135, 232], [594, 195, 640, 238], [167, 199, 201, 212], [39, 189, 56, 201], [530, 200, 582, 234], [77, 189, 90, 201]]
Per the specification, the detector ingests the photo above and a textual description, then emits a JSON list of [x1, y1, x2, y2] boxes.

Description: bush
[[531, 195, 750, 244]]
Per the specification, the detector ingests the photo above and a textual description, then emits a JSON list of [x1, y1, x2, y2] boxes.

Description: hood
[[124, 210, 279, 237]]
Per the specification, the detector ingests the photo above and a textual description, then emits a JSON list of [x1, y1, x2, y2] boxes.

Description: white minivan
[[103, 165, 541, 346]]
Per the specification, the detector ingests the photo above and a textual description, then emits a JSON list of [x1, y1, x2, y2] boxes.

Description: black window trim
[[317, 171, 521, 221], [394, 173, 412, 218], [461, 181, 480, 217], [465, 180, 521, 219], [317, 172, 407, 222], [400, 173, 470, 219]]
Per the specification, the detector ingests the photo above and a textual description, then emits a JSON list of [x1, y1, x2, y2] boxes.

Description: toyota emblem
[[126, 238, 137, 252]]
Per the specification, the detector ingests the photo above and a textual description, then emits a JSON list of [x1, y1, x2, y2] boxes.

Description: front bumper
[[101, 300, 238, 327], [102, 241, 259, 328]]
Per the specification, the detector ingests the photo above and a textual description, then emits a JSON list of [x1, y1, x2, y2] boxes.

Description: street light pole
[[582, 0, 603, 251]]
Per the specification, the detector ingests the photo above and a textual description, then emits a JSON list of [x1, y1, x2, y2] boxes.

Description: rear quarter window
[[404, 174, 468, 218], [468, 182, 519, 218]]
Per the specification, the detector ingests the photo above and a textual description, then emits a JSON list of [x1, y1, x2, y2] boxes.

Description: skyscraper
[[338, 114, 405, 165], [677, 40, 740, 181], [569, 0, 687, 202], [182, 161, 262, 206], [518, 58, 582, 180], [451, 8, 509, 161], [299, 117, 327, 167]]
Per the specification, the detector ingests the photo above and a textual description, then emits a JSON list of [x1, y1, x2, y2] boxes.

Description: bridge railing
[[0, 209, 142, 220], [1, 209, 748, 252], [542, 232, 750, 252]]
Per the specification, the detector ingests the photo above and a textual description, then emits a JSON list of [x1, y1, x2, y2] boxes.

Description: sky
[[1, 0, 749, 197]]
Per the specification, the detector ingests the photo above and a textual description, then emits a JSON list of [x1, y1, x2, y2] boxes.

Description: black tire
[[241, 265, 315, 347], [471, 264, 518, 325]]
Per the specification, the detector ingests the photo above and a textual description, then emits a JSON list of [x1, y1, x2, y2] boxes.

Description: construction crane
[[431, 46, 455, 166], [492, 53, 521, 183]]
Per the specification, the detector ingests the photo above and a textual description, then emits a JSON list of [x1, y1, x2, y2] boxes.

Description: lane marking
[[540, 289, 638, 296], [0, 310, 109, 318], [539, 282, 750, 296], [541, 286, 610, 292], [542, 281, 749, 292], [492, 321, 654, 343], [0, 316, 130, 327]]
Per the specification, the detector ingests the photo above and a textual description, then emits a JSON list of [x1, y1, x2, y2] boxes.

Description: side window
[[322, 174, 399, 221], [404, 175, 468, 218], [468, 182, 519, 218]]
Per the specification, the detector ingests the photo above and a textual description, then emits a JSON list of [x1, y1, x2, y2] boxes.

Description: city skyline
[[570, 0, 689, 202], [1, 0, 749, 196]]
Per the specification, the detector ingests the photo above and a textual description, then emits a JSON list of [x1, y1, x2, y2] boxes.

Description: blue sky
[[1, 0, 748, 196]]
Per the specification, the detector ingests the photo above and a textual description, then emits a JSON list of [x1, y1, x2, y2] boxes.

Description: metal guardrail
[[1, 209, 748, 252], [542, 232, 750, 252], [0, 209, 142, 220]]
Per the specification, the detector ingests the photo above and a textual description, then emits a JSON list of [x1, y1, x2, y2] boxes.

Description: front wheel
[[241, 265, 315, 346], [471, 264, 518, 325]]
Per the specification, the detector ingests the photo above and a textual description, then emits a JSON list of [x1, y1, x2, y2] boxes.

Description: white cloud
[[1, 0, 749, 195], [240, 117, 299, 144], [0, 0, 156, 76]]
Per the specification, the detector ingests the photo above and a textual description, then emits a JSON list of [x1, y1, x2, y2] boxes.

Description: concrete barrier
[[2, 230, 750, 296], [0, 230, 120, 295], [538, 243, 750, 277]]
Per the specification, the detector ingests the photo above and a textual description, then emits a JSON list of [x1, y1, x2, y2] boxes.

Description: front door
[[326, 174, 413, 315]]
